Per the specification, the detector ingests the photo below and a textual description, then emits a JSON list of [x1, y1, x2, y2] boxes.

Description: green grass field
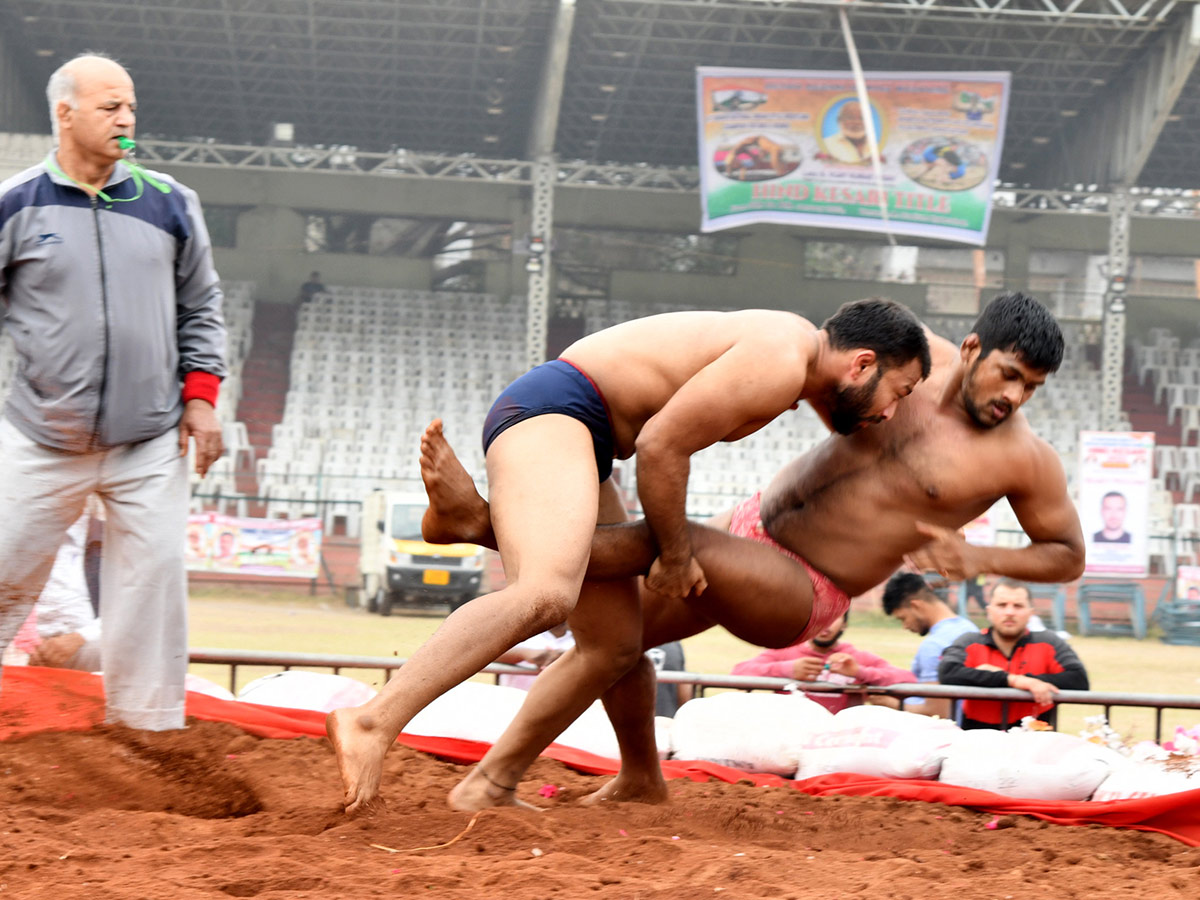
[[187, 586, 1200, 745]]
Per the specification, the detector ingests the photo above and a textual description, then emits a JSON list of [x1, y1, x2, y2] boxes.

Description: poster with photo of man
[[1079, 431, 1153, 577], [1176, 565, 1200, 602]]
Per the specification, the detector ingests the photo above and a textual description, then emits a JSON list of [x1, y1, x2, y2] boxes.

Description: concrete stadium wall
[[0, 39, 45, 136]]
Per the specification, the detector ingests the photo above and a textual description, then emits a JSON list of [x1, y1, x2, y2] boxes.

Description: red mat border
[[3, 666, 1198, 846]]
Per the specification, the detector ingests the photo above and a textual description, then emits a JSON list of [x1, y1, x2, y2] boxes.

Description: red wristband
[[182, 371, 220, 408]]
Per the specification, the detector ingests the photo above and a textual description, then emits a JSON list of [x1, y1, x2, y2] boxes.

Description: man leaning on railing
[[938, 579, 1089, 730]]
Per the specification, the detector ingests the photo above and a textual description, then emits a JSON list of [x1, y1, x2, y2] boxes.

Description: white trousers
[[0, 418, 189, 730]]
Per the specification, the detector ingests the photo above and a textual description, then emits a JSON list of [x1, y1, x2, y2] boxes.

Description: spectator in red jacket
[[938, 578, 1089, 729], [731, 612, 915, 713]]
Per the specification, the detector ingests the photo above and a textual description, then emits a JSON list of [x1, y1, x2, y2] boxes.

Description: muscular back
[[760, 335, 1062, 596], [561, 310, 816, 458]]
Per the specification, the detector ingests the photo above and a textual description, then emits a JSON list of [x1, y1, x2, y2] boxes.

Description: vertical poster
[[1176, 565, 1200, 603], [186, 513, 323, 578], [696, 67, 1011, 245], [1078, 432, 1154, 577]]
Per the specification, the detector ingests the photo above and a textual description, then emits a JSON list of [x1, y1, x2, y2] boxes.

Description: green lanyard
[[46, 138, 171, 203]]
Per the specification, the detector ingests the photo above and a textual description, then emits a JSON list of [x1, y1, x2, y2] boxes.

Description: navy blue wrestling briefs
[[481, 358, 616, 482]]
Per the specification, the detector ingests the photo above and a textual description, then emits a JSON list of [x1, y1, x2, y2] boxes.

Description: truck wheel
[[448, 594, 473, 613], [379, 590, 395, 617], [367, 586, 382, 614]]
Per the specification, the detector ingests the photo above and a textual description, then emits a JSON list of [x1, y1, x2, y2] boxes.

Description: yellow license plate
[[422, 569, 450, 586]]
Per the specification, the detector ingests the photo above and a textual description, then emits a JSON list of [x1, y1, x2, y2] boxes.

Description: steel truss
[[5, 0, 1199, 184], [616, 0, 1188, 26], [134, 138, 1200, 217], [1102, 190, 1131, 429], [559, 0, 1171, 169]]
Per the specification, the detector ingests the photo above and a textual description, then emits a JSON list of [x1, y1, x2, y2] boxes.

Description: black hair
[[990, 577, 1032, 601], [1101, 490, 1125, 503], [823, 297, 932, 379], [970, 291, 1064, 373], [881, 571, 934, 615]]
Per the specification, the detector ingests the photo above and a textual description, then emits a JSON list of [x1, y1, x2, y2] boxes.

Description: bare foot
[[419, 419, 493, 546], [326, 707, 395, 814], [580, 772, 670, 806], [448, 766, 542, 812]]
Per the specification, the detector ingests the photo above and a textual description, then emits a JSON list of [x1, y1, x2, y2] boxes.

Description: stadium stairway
[[1124, 369, 1178, 446], [236, 302, 298, 506]]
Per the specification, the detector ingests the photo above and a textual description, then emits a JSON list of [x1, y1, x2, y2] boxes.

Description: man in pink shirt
[[730, 612, 914, 713]]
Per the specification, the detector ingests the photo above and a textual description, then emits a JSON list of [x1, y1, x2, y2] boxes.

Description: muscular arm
[[908, 437, 1084, 584], [976, 438, 1086, 582], [636, 337, 807, 598]]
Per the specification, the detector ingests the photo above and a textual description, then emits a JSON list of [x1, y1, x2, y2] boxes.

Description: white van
[[359, 490, 487, 615]]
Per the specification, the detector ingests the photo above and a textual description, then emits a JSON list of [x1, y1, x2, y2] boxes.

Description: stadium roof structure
[[2, 0, 1200, 191]]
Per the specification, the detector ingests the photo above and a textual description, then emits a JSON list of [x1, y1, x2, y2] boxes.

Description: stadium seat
[[1165, 385, 1200, 425], [1156, 586, 1200, 646], [222, 421, 254, 472], [1182, 405, 1200, 445], [1174, 504, 1200, 566], [1156, 446, 1184, 490], [1136, 348, 1174, 387], [1075, 581, 1148, 640], [1181, 450, 1200, 502]]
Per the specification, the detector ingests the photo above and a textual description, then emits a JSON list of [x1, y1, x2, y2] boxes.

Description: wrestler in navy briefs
[[482, 358, 616, 482]]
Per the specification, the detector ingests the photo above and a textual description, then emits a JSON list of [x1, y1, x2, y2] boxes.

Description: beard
[[829, 369, 884, 435], [962, 359, 1012, 429], [811, 628, 845, 649], [990, 620, 1026, 640]]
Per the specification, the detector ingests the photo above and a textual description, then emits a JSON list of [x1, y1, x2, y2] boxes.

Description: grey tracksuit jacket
[[0, 153, 226, 453]]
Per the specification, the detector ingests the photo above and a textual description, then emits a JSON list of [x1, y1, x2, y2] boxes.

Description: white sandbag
[[654, 715, 674, 761], [237, 671, 377, 714], [405, 681, 529, 744], [671, 691, 833, 775], [553, 704, 672, 761], [408, 683, 671, 759], [552, 700, 622, 759], [938, 729, 1126, 801], [794, 705, 960, 781], [184, 673, 236, 702], [1092, 757, 1200, 801]]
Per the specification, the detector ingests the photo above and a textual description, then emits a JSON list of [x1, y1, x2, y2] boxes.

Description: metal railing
[[189, 648, 1200, 742]]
